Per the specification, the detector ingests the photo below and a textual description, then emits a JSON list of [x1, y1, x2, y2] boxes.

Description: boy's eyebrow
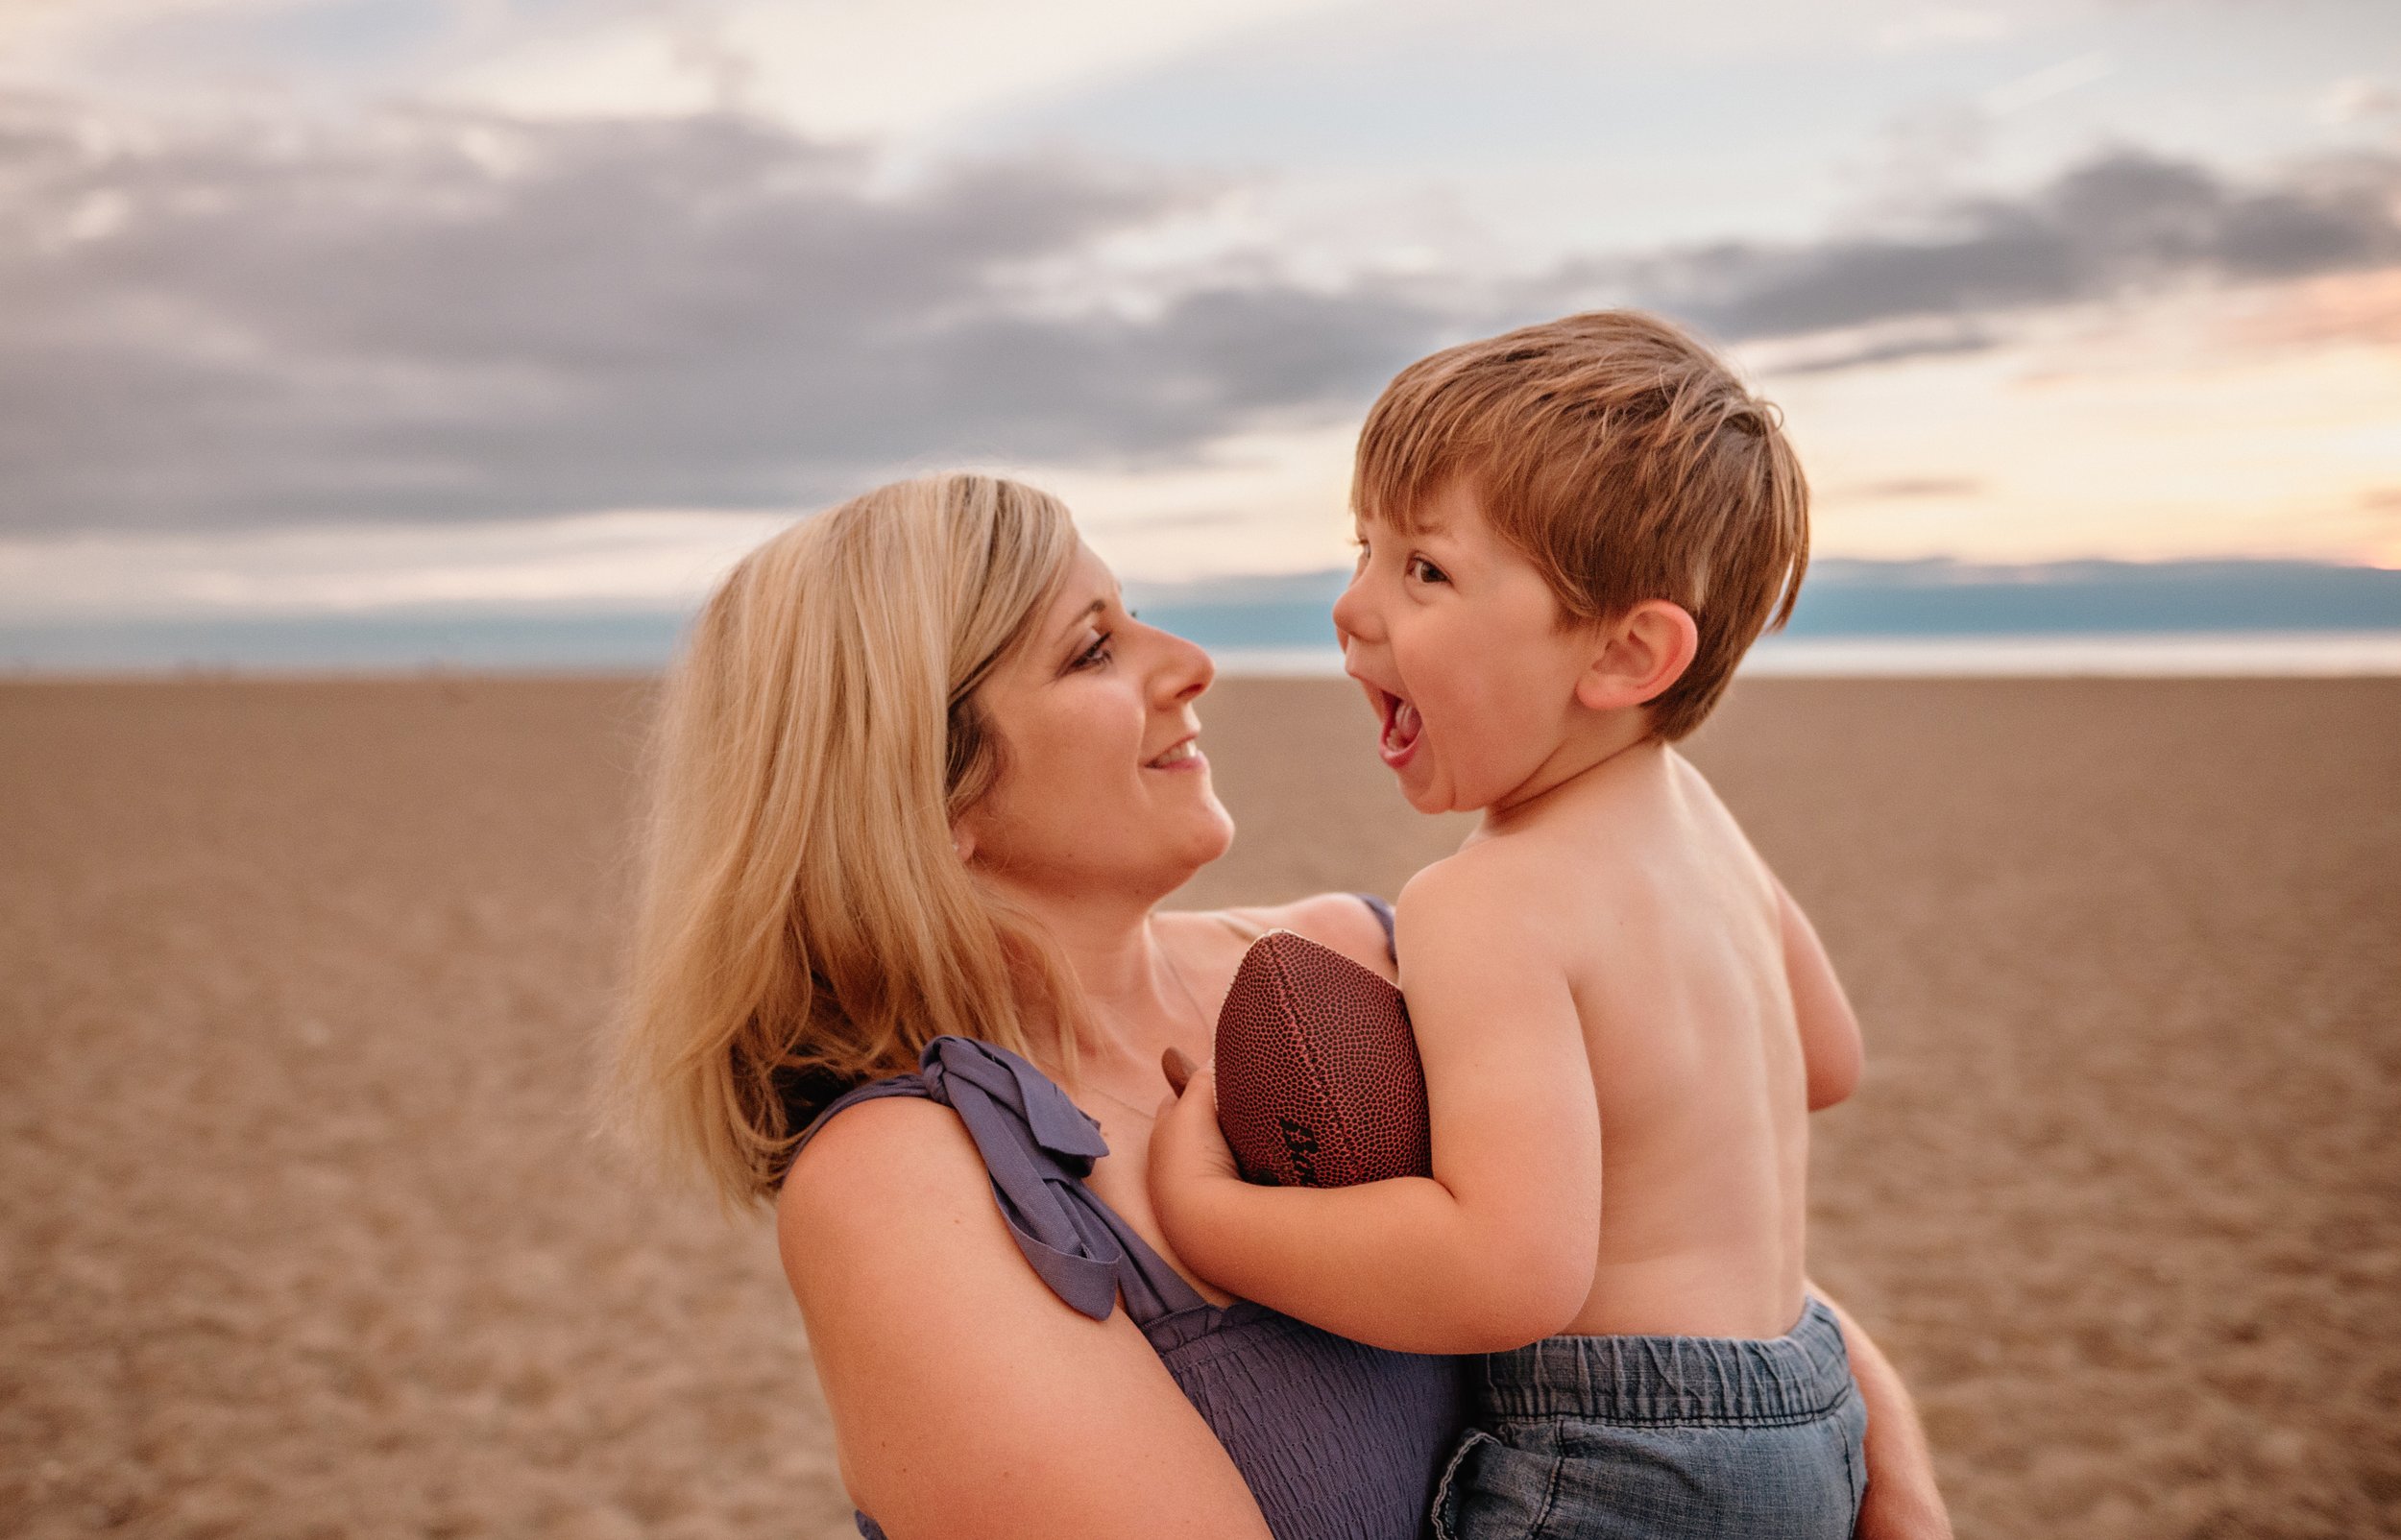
[[1379, 500, 1448, 538]]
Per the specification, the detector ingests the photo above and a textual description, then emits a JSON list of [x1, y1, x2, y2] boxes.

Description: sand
[[2, 675, 2395, 1539]]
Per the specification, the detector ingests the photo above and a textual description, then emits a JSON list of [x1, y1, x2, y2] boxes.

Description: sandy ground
[[2, 675, 2395, 1539]]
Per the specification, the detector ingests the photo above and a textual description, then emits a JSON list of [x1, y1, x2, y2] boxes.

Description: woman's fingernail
[[1162, 1046, 1196, 1095]]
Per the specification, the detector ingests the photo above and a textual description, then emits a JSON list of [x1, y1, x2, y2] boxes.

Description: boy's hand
[[1149, 1054, 1242, 1215]]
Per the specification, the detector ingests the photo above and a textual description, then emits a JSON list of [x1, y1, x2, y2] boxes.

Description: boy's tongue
[[1380, 697, 1422, 766]]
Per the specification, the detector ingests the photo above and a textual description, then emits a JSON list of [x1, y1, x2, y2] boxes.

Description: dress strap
[[792, 1037, 1211, 1324], [1352, 892, 1397, 966]]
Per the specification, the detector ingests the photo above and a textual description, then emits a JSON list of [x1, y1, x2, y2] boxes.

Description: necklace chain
[[1071, 922, 1210, 1125]]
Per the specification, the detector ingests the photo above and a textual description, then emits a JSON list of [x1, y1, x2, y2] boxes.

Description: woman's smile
[[1146, 734, 1206, 771]]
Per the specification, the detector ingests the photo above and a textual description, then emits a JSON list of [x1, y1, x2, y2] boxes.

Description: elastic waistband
[[1473, 1296, 1855, 1429]]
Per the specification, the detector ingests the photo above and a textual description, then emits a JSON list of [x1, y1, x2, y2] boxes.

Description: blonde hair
[[1355, 310, 1809, 741], [613, 473, 1087, 1208]]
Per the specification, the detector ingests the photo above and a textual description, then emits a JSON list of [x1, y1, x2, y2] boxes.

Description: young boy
[[1150, 310, 1871, 1538]]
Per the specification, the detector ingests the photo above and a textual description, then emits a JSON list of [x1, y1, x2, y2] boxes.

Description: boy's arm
[[1814, 1288, 1954, 1540], [1148, 856, 1603, 1356], [1775, 873, 1863, 1110]]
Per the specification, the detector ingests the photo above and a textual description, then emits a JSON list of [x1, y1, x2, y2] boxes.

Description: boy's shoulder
[[1399, 749, 1771, 941], [1394, 823, 1594, 953]]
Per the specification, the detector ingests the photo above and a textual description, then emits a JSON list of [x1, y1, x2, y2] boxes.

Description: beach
[[3, 674, 2395, 1538]]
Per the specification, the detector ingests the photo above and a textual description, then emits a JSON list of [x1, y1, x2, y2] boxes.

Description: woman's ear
[[1572, 600, 1700, 713]]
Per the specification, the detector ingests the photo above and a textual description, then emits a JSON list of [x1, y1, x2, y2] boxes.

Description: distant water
[[1213, 633, 2401, 679], [6, 557, 2400, 677], [1740, 632, 2401, 677]]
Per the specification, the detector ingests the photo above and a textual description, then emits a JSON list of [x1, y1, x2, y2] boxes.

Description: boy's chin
[[1394, 769, 1455, 816]]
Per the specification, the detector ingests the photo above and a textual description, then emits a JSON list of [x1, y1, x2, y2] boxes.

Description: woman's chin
[[1164, 800, 1236, 876]]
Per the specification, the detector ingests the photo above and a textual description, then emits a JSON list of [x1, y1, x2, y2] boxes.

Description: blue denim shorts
[[1431, 1296, 1867, 1540]]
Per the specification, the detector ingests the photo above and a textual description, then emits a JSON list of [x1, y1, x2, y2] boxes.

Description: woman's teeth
[[1148, 740, 1198, 767]]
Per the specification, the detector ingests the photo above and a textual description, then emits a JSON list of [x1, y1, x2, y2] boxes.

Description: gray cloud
[[6, 90, 2398, 538], [1545, 148, 2401, 343], [0, 95, 1445, 534]]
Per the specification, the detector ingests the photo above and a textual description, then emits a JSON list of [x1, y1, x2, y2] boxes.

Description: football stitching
[[1266, 936, 1346, 1185]]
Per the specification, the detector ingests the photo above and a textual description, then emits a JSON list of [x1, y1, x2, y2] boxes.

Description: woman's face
[[957, 541, 1234, 900]]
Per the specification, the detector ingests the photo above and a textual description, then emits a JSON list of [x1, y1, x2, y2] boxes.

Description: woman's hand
[[1814, 1288, 1954, 1540]]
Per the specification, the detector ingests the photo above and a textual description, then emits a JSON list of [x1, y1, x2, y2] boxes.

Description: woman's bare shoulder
[[775, 1094, 1079, 1357], [776, 1095, 993, 1278], [1165, 891, 1394, 980], [772, 1085, 1276, 1539]]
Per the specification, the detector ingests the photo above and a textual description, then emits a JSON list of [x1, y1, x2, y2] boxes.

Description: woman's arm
[[1813, 1288, 1953, 1540], [780, 1095, 1273, 1540]]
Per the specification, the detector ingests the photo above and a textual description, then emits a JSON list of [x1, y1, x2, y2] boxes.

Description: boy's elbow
[[1463, 1292, 1585, 1354], [1459, 1249, 1590, 1352], [1807, 1040, 1864, 1111]]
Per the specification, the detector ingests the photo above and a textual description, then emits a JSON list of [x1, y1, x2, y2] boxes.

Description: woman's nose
[[1152, 623, 1216, 707]]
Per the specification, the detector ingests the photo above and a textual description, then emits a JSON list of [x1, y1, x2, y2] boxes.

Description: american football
[[1210, 929, 1432, 1188]]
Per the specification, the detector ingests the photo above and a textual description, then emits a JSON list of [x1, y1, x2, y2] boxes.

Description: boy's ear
[[1572, 600, 1700, 714]]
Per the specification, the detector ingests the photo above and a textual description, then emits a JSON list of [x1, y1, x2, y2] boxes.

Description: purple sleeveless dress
[[788, 908, 1466, 1540]]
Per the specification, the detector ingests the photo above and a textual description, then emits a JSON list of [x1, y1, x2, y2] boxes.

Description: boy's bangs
[[1353, 368, 1510, 534]]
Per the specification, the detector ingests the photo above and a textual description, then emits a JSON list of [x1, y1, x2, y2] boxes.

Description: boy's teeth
[[1388, 699, 1421, 747]]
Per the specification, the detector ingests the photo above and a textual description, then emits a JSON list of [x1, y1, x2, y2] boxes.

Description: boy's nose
[[1331, 571, 1380, 646]]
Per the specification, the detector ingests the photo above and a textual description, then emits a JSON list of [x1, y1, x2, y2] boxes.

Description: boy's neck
[[1482, 705, 1661, 829]]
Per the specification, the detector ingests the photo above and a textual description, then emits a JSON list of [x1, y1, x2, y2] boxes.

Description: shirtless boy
[[1151, 311, 1874, 1538]]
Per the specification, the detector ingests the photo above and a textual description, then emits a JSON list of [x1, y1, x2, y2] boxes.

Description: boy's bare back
[[1399, 736, 1860, 1342]]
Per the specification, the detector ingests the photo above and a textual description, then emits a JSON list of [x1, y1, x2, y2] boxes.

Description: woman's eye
[[1071, 631, 1113, 670], [1407, 555, 1449, 585]]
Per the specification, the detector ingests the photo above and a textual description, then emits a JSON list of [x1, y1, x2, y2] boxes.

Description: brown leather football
[[1213, 929, 1432, 1187]]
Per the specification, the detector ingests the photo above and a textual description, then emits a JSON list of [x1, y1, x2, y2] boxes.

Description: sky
[[1, 0, 2396, 637]]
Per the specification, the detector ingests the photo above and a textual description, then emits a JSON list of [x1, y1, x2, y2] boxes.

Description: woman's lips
[[1377, 690, 1422, 770], [1145, 737, 1206, 771]]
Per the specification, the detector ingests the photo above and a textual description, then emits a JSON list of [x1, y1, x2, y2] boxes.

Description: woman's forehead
[[1043, 543, 1118, 624]]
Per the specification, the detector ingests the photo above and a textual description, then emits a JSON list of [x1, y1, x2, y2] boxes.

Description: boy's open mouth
[[1374, 687, 1423, 769]]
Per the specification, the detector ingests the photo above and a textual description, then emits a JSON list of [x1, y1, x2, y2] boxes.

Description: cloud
[[2318, 77, 2400, 128], [9, 82, 2400, 541], [1845, 476, 1985, 500], [1747, 324, 1998, 374], [1545, 147, 2401, 345], [1871, 7, 2011, 53], [0, 91, 1446, 534], [1981, 50, 2115, 115]]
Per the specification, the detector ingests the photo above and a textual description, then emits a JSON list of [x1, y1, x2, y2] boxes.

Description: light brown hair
[[1354, 310, 1808, 741], [611, 473, 1089, 1210]]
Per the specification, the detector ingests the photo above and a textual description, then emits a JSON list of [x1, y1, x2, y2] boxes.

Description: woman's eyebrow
[[1053, 596, 1106, 647]]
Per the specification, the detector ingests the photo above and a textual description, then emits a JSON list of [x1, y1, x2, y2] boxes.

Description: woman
[[614, 473, 1950, 1539]]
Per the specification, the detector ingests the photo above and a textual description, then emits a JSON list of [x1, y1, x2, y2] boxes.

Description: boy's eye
[[1407, 555, 1449, 585]]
